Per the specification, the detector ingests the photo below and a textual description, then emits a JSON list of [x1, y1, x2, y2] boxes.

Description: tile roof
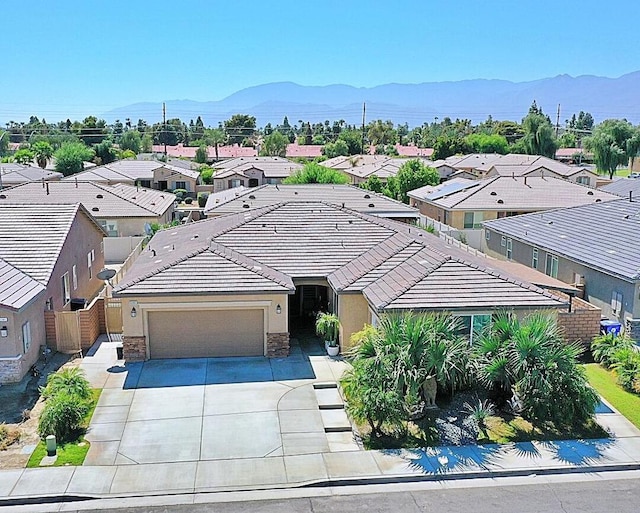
[[0, 164, 62, 185], [600, 178, 640, 198], [204, 184, 419, 219], [61, 159, 200, 182], [285, 143, 323, 158], [484, 198, 640, 281], [151, 144, 258, 159], [0, 181, 175, 217], [409, 176, 618, 211], [0, 258, 46, 310], [116, 200, 566, 311], [0, 204, 104, 288], [321, 155, 393, 170]]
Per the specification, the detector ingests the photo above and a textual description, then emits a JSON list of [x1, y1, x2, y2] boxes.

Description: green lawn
[[27, 388, 101, 468], [584, 363, 640, 429]]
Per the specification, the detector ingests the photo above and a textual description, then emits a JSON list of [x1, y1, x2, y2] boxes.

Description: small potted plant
[[315, 312, 340, 356]]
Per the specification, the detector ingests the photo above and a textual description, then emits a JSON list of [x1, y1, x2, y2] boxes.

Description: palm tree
[[32, 141, 53, 168]]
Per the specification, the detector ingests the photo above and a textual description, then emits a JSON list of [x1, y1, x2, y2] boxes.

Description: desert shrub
[[185, 197, 193, 204], [610, 347, 640, 391], [197, 192, 209, 208], [41, 367, 91, 401], [0, 423, 21, 450], [173, 188, 188, 200], [38, 392, 90, 442], [591, 333, 634, 368]]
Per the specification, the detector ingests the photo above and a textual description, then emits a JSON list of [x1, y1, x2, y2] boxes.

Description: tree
[[0, 130, 9, 156], [360, 175, 384, 193], [585, 120, 635, 179], [13, 148, 34, 164], [223, 114, 256, 145], [206, 128, 226, 161], [522, 106, 557, 157], [463, 133, 509, 154], [260, 131, 288, 157], [432, 134, 467, 160], [625, 128, 640, 172], [54, 142, 94, 176], [78, 116, 107, 145], [387, 159, 439, 203], [119, 130, 142, 154], [367, 120, 396, 146], [195, 145, 208, 163], [322, 139, 350, 158], [283, 162, 349, 184], [141, 133, 153, 153], [337, 129, 363, 155], [199, 166, 214, 184], [93, 140, 117, 165], [557, 132, 577, 148], [32, 141, 54, 168]]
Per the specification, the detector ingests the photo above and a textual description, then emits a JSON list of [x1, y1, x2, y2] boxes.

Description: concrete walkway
[[2, 337, 640, 501]]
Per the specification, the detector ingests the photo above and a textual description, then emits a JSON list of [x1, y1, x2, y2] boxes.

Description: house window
[[485, 230, 490, 241], [576, 176, 590, 185], [501, 236, 506, 247], [22, 322, 31, 353], [228, 179, 244, 188], [506, 238, 513, 260], [611, 291, 623, 316], [139, 180, 152, 188], [45, 297, 53, 310], [99, 219, 118, 237], [456, 314, 491, 344], [72, 265, 78, 291], [532, 248, 538, 269], [545, 254, 558, 278], [463, 211, 484, 229], [62, 272, 71, 305], [174, 181, 186, 190]]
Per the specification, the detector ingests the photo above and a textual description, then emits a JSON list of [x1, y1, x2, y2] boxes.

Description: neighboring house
[[114, 201, 565, 362], [321, 155, 435, 185], [555, 147, 593, 164], [203, 184, 420, 223], [151, 144, 258, 160], [600, 177, 640, 199], [408, 176, 618, 231], [0, 181, 176, 236], [0, 204, 105, 383], [0, 163, 62, 189], [482, 198, 640, 338], [321, 154, 394, 170], [285, 143, 323, 159], [211, 157, 303, 192], [62, 160, 200, 192]]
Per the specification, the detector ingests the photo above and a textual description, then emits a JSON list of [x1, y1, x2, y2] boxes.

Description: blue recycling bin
[[600, 320, 622, 336]]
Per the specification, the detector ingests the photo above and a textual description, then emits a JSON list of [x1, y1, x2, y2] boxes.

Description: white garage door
[[147, 309, 264, 358]]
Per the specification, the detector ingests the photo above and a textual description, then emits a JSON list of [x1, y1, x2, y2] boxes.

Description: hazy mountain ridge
[[102, 72, 640, 125]]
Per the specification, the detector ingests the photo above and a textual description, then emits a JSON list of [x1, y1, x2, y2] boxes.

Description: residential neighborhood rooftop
[[0, 258, 46, 310], [483, 197, 640, 281], [61, 159, 200, 182], [203, 184, 420, 219], [0, 163, 62, 186], [0, 181, 176, 217], [212, 156, 303, 179], [600, 177, 640, 198]]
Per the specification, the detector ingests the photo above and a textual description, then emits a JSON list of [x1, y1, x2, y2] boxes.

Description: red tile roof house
[[0, 204, 106, 383], [113, 201, 565, 362], [285, 142, 323, 159], [152, 144, 258, 160]]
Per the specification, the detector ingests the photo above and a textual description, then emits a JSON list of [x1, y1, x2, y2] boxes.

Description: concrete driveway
[[80, 336, 355, 466]]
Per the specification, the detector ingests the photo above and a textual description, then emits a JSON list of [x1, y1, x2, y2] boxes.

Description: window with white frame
[[174, 181, 187, 190], [62, 272, 70, 305], [87, 251, 94, 279], [72, 264, 78, 290], [545, 254, 559, 278], [576, 176, 590, 185], [506, 237, 513, 260], [611, 291, 623, 316], [463, 211, 484, 229], [532, 248, 538, 269], [99, 219, 118, 237], [501, 235, 506, 247], [22, 321, 31, 353]]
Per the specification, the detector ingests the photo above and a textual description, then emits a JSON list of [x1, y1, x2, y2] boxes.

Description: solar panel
[[426, 181, 479, 200]]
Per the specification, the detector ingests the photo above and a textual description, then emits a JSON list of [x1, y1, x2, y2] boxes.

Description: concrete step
[[326, 431, 360, 452], [314, 387, 344, 410], [320, 409, 352, 433]]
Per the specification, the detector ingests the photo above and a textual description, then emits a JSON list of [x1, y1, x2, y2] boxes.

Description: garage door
[[147, 309, 264, 358]]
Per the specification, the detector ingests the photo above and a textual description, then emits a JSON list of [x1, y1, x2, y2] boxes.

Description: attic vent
[[0, 194, 6, 199], [96, 194, 103, 199], [595, 199, 602, 203], [364, 194, 371, 199], [497, 199, 504, 204], [368, 203, 375, 207], [294, 191, 298, 195], [490, 191, 497, 196], [243, 204, 250, 209], [587, 190, 594, 195], [91, 207, 99, 212], [249, 195, 256, 199], [191, 235, 199, 240]]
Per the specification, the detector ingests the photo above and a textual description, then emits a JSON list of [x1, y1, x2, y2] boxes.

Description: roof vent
[[595, 199, 602, 203], [547, 221, 553, 225], [497, 199, 504, 204], [587, 190, 594, 195], [368, 203, 375, 207], [249, 195, 256, 199], [191, 234, 199, 240], [490, 191, 497, 196], [243, 204, 250, 209], [364, 194, 371, 199], [92, 207, 99, 212], [0, 194, 5, 199], [294, 191, 298, 195], [96, 194, 103, 199]]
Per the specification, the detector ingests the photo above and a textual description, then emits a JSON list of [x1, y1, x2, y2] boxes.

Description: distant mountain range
[[102, 72, 640, 126]]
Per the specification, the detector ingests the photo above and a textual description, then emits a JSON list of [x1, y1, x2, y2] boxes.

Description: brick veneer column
[[266, 332, 290, 357], [122, 336, 147, 361]]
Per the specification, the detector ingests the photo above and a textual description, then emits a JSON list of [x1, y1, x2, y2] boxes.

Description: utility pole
[[361, 102, 366, 155], [555, 103, 561, 139], [162, 102, 167, 158]]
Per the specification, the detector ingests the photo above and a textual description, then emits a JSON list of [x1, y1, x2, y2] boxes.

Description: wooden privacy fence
[[105, 297, 123, 334], [45, 296, 108, 353]]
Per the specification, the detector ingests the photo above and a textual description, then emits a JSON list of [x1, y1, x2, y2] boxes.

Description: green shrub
[[610, 347, 640, 391], [38, 392, 90, 442], [41, 367, 91, 401], [185, 197, 193, 204], [591, 333, 634, 368], [197, 192, 209, 208], [173, 188, 188, 200], [200, 166, 214, 184]]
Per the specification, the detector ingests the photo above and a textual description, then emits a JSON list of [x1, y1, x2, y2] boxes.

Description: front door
[[158, 180, 168, 190]]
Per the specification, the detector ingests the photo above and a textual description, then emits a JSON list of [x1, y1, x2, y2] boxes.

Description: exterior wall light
[[130, 307, 137, 318], [0, 326, 7, 337], [276, 304, 282, 315]]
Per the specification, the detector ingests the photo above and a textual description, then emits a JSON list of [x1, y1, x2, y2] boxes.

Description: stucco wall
[[338, 293, 370, 351], [107, 214, 174, 237]]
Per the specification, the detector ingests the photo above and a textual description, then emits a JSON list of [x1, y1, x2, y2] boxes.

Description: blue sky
[[1, 0, 638, 121]]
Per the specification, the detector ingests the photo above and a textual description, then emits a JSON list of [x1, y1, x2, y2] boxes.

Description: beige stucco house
[[114, 201, 565, 362], [0, 204, 105, 383]]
